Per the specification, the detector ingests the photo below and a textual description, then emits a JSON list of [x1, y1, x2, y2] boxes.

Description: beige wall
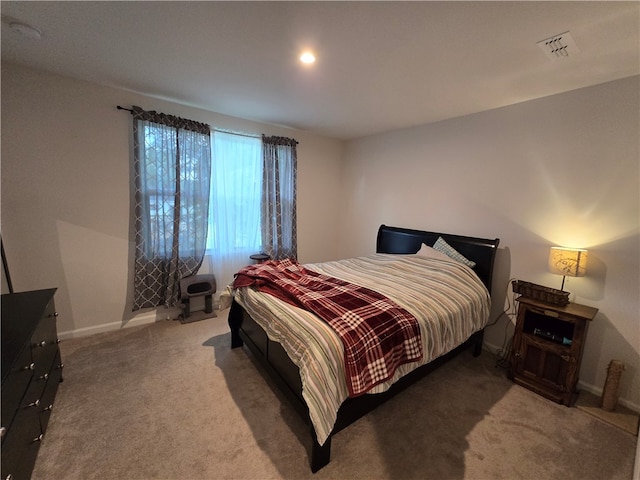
[[1, 62, 344, 335], [338, 76, 640, 408], [3, 61, 638, 409]]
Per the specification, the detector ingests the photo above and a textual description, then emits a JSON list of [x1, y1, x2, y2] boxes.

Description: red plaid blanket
[[233, 259, 423, 397]]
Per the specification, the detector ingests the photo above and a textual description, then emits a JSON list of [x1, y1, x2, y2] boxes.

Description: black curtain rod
[[118, 106, 255, 137], [118, 106, 298, 144]]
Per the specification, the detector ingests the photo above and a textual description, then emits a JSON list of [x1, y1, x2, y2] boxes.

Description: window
[[130, 106, 211, 310], [140, 125, 211, 258], [206, 131, 262, 256], [129, 102, 297, 308]]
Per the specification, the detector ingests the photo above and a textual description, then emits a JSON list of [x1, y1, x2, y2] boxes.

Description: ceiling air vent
[[537, 31, 579, 60]]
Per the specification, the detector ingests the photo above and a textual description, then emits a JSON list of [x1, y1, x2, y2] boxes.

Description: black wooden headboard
[[376, 224, 500, 293]]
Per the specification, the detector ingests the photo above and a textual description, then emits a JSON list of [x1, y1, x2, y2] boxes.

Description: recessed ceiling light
[[299, 51, 316, 64]]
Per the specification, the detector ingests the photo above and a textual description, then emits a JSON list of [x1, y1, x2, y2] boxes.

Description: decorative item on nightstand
[[511, 280, 569, 306], [548, 246, 588, 291]]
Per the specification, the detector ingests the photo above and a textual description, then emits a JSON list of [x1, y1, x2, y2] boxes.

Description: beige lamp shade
[[548, 247, 588, 277]]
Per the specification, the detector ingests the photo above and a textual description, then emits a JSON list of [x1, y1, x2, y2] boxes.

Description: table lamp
[[548, 247, 588, 291]]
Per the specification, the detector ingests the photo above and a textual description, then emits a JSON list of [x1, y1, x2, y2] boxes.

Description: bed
[[227, 224, 499, 472]]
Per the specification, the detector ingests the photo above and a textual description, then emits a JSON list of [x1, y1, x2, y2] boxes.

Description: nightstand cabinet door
[[517, 335, 571, 393], [509, 297, 597, 406]]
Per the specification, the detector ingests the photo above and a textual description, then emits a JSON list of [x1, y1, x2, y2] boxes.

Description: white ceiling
[[2, 1, 638, 140]]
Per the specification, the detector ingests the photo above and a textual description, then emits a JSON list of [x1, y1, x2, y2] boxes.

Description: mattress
[[227, 251, 491, 445]]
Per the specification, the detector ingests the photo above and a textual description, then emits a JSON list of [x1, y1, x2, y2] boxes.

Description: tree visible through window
[[141, 125, 211, 258]]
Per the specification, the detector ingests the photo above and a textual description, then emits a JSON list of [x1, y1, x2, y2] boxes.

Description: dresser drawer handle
[[43, 404, 54, 412], [24, 362, 36, 371], [50, 312, 59, 318], [5, 474, 13, 480], [32, 433, 44, 443], [27, 399, 40, 408], [36, 340, 47, 348], [0, 427, 6, 438], [39, 373, 49, 380], [57, 363, 65, 370]]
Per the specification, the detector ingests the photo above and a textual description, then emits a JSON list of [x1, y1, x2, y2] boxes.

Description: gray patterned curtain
[[131, 106, 211, 310], [261, 135, 297, 260]]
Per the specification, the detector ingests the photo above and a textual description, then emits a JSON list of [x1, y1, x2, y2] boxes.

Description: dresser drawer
[[1, 399, 42, 480], [31, 314, 59, 377], [30, 300, 58, 353], [1, 346, 34, 435], [39, 350, 63, 433]]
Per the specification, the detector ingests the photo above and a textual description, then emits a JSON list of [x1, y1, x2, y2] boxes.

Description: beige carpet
[[32, 310, 637, 480]]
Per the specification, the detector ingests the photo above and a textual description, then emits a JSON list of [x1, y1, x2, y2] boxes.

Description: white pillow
[[432, 237, 476, 268], [415, 243, 452, 262]]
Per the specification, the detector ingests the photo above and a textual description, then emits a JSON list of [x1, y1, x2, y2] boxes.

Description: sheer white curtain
[[201, 131, 262, 301]]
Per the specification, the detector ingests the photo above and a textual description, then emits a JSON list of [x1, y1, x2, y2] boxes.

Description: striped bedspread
[[229, 253, 491, 446], [233, 258, 423, 397]]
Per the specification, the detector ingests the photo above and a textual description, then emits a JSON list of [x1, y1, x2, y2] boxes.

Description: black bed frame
[[228, 224, 499, 472]]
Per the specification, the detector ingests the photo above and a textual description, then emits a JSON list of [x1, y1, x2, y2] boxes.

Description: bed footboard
[[311, 435, 331, 472], [228, 299, 332, 470]]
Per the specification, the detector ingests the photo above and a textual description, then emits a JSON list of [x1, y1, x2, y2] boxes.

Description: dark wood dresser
[[1, 289, 64, 479]]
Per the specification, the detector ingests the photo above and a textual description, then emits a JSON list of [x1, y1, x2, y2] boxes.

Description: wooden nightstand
[[508, 296, 598, 406]]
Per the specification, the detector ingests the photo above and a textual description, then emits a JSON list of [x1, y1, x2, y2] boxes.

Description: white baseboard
[[482, 340, 640, 414], [576, 380, 640, 413], [58, 308, 181, 340]]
